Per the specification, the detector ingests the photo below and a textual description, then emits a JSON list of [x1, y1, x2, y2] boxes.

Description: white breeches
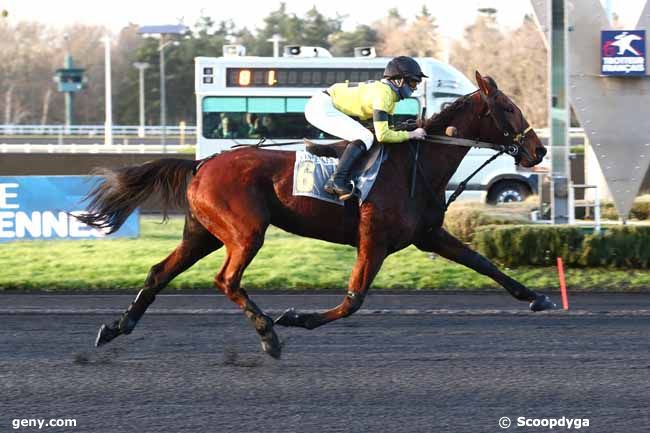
[[304, 92, 374, 150]]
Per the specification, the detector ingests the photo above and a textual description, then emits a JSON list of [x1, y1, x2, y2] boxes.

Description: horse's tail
[[75, 158, 199, 234]]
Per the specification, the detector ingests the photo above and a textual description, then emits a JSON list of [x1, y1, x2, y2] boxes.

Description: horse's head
[[473, 71, 546, 168]]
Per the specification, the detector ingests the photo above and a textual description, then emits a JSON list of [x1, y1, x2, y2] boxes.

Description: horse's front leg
[[414, 227, 555, 311], [276, 241, 387, 329]]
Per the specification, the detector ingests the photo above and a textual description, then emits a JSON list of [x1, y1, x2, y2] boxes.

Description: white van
[[449, 149, 539, 204]]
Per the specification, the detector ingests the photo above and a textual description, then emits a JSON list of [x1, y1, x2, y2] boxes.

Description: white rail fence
[[0, 124, 197, 136]]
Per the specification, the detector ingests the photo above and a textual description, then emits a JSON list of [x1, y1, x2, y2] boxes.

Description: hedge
[[444, 202, 532, 243], [472, 225, 650, 268], [600, 199, 650, 221]]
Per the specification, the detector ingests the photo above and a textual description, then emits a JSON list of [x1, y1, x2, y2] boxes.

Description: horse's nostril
[[536, 146, 547, 158]]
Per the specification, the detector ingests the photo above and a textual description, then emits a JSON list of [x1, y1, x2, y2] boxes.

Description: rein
[[443, 149, 504, 209], [422, 134, 520, 157], [232, 138, 306, 148], [407, 141, 505, 211]]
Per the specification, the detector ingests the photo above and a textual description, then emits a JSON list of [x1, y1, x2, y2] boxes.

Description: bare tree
[[450, 13, 547, 127], [402, 6, 441, 58], [374, 8, 408, 56], [3, 84, 13, 124], [41, 88, 52, 125], [0, 21, 60, 124]]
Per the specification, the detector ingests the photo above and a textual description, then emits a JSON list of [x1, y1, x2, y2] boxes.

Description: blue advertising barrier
[[0, 176, 139, 242], [601, 30, 646, 76]]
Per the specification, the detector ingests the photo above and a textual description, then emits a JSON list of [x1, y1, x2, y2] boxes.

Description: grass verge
[[1, 216, 649, 292]]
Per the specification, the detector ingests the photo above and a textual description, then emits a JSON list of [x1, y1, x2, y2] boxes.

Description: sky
[[2, 0, 648, 39]]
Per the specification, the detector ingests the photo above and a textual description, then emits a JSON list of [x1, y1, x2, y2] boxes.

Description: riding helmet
[[383, 56, 428, 82]]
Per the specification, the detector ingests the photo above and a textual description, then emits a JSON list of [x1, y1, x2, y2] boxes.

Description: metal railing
[[534, 127, 587, 138], [0, 143, 191, 154], [0, 124, 197, 136], [569, 184, 601, 232]]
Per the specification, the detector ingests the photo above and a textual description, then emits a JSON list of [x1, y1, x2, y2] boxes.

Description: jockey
[[305, 56, 428, 200]]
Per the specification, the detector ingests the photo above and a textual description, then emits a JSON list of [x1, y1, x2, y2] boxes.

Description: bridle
[[480, 90, 535, 162]]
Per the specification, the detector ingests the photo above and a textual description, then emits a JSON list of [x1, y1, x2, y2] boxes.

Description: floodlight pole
[[133, 62, 149, 138], [63, 34, 74, 129], [549, 0, 570, 224], [267, 34, 284, 58], [64, 55, 74, 129], [159, 36, 168, 151], [102, 36, 113, 146], [138, 24, 187, 152]]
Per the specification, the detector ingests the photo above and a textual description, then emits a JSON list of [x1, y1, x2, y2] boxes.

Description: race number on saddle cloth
[[292, 145, 387, 205], [304, 56, 428, 201]]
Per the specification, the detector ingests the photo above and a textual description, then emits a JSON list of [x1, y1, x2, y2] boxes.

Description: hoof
[[530, 294, 557, 312], [260, 330, 282, 359], [275, 309, 317, 328], [255, 315, 282, 359], [95, 323, 120, 347], [275, 308, 300, 327]]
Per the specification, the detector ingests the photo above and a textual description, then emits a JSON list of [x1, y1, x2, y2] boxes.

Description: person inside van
[[216, 115, 241, 139], [260, 115, 279, 138], [244, 113, 264, 138]]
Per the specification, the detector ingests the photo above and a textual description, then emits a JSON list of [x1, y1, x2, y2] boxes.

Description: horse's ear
[[476, 71, 490, 96], [475, 71, 496, 97], [475, 71, 489, 96]]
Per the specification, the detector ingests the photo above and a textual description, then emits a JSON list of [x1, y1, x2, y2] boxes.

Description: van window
[[202, 96, 331, 139], [201, 96, 420, 140]]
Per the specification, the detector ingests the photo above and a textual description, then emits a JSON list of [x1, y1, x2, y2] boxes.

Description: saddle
[[303, 139, 383, 175]]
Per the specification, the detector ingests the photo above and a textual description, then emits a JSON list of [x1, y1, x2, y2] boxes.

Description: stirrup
[[337, 181, 358, 201]]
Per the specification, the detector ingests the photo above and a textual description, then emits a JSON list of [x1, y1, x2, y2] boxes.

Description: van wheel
[[487, 181, 530, 204]]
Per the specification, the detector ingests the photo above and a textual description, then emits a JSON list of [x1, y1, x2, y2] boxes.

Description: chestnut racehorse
[[78, 72, 554, 359]]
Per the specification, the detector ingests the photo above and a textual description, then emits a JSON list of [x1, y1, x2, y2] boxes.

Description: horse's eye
[[504, 106, 514, 113]]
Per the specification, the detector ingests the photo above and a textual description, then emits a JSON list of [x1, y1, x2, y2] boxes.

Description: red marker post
[[556, 257, 569, 310]]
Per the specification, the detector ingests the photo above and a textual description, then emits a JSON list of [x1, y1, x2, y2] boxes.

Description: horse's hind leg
[[413, 227, 555, 311], [95, 213, 223, 346], [191, 179, 280, 358]]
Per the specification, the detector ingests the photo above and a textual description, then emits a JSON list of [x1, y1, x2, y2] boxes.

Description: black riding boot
[[324, 140, 366, 200]]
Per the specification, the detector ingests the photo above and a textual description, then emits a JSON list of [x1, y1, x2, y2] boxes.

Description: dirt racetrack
[[1, 293, 649, 433]]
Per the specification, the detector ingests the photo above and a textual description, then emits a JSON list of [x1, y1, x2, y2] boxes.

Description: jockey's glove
[[408, 128, 427, 140]]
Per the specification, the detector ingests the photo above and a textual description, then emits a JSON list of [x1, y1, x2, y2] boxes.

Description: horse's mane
[[422, 91, 477, 133]]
